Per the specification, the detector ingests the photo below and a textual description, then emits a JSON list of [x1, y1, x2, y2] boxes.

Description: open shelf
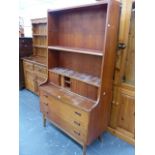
[[48, 46, 103, 56], [49, 67, 100, 87], [33, 34, 47, 37], [33, 45, 47, 48]]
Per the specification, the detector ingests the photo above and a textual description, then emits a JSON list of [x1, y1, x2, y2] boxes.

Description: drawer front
[[23, 61, 33, 71], [34, 65, 47, 76], [46, 110, 87, 143], [40, 91, 89, 130]]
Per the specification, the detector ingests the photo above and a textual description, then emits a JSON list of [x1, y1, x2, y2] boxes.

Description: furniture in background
[[19, 37, 32, 89], [39, 1, 120, 155], [22, 18, 48, 95], [108, 0, 135, 145]]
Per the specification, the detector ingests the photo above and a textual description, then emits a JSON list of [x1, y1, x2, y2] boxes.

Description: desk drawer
[[40, 91, 89, 130], [46, 110, 87, 143]]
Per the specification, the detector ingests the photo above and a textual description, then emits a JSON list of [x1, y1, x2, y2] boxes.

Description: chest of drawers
[[39, 83, 98, 146]]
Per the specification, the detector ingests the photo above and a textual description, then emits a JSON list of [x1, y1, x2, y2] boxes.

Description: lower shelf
[[49, 67, 100, 87]]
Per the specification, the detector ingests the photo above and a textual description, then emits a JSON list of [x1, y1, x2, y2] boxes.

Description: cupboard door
[[24, 71, 36, 93], [117, 88, 135, 134], [23, 61, 33, 71]]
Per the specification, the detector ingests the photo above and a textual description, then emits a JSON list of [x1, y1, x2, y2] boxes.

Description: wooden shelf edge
[[31, 17, 47, 24], [48, 46, 103, 56], [33, 45, 47, 48], [33, 34, 47, 37]]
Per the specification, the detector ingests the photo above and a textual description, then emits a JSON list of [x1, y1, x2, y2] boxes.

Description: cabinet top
[[48, 0, 109, 13], [31, 17, 47, 24]]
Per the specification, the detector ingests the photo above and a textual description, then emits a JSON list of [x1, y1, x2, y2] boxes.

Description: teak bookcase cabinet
[[23, 18, 48, 95], [39, 1, 120, 154]]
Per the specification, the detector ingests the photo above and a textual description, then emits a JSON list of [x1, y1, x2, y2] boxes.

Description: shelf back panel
[[48, 4, 107, 51], [48, 50, 102, 77]]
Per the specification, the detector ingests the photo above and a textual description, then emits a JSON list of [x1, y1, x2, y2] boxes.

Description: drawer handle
[[74, 121, 80, 126], [44, 102, 48, 106], [74, 111, 81, 116], [74, 130, 80, 136], [57, 95, 61, 99]]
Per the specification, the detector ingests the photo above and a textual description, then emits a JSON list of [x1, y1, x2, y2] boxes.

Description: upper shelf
[[33, 34, 47, 37], [33, 45, 47, 48], [48, 46, 103, 56], [31, 17, 47, 24]]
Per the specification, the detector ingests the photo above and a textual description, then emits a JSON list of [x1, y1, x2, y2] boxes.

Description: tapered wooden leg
[[43, 114, 46, 127], [98, 135, 103, 143], [83, 145, 86, 155]]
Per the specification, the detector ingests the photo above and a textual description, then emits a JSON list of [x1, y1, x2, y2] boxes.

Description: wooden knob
[[103, 92, 106, 96], [74, 130, 80, 136], [112, 100, 115, 105], [75, 111, 81, 116], [57, 95, 61, 99], [74, 121, 80, 126]]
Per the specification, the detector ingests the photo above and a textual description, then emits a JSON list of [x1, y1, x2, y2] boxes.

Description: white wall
[[19, 0, 98, 37]]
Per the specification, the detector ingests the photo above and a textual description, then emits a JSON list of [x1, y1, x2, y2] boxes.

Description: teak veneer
[[39, 1, 120, 154]]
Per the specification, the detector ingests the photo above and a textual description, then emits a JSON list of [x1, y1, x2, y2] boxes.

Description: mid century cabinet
[[23, 18, 48, 95], [108, 0, 135, 145], [39, 1, 120, 154]]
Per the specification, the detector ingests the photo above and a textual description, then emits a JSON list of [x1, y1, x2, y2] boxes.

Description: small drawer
[[70, 127, 86, 142], [46, 111, 87, 143], [34, 65, 47, 75], [23, 61, 33, 71]]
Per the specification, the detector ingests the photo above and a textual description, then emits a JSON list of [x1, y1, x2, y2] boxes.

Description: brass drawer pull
[[74, 121, 80, 126], [74, 130, 80, 136], [44, 102, 48, 106], [57, 95, 61, 99], [44, 95, 48, 98], [74, 111, 81, 116]]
